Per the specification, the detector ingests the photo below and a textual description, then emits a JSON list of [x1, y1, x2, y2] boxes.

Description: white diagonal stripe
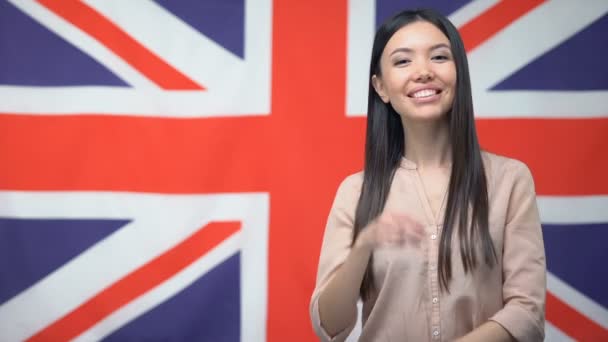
[[467, 0, 608, 117], [6, 0, 158, 89], [545, 321, 575, 342], [468, 0, 608, 90], [83, 0, 241, 91], [83, 0, 272, 101], [468, 0, 608, 117], [449, 0, 500, 28], [72, 232, 242, 341], [548, 272, 608, 330]]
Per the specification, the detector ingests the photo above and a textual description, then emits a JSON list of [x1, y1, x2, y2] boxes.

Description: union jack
[[0, 0, 606, 341]]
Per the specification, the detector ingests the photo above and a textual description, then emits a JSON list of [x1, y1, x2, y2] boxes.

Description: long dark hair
[[352, 8, 497, 298]]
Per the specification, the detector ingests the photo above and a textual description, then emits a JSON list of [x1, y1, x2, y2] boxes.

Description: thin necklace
[[416, 168, 450, 226], [436, 181, 449, 227]]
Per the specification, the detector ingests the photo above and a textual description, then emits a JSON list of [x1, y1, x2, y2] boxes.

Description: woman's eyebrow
[[389, 43, 451, 56]]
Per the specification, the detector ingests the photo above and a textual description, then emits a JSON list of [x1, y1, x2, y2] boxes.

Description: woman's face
[[372, 21, 457, 123]]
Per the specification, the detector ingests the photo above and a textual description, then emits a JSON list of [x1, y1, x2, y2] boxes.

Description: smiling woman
[[372, 22, 456, 123], [310, 8, 546, 342]]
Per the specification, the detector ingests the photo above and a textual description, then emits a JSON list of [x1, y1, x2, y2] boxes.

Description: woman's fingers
[[407, 222, 425, 245], [362, 212, 431, 249], [373, 212, 425, 248]]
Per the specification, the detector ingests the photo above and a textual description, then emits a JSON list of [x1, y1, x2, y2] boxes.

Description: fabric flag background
[[0, 0, 606, 341]]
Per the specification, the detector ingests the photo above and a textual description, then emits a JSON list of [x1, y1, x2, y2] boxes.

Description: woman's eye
[[432, 55, 449, 61], [394, 59, 410, 66]]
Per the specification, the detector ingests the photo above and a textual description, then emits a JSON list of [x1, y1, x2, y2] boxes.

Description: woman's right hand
[[354, 212, 424, 251]]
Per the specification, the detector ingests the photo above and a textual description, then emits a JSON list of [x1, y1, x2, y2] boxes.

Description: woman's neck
[[403, 118, 452, 170]]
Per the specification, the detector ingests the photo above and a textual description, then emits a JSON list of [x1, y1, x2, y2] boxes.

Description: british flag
[[0, 0, 606, 341]]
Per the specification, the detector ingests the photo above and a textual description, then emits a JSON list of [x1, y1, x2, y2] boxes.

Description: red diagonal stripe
[[37, 0, 204, 90], [460, 0, 546, 52], [546, 291, 608, 340], [26, 221, 240, 342]]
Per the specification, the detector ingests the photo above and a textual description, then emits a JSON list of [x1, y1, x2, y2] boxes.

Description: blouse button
[[430, 234, 437, 240], [433, 329, 440, 338], [432, 297, 438, 304]]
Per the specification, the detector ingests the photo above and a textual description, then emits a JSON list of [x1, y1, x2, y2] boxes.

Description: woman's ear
[[371, 75, 389, 103]]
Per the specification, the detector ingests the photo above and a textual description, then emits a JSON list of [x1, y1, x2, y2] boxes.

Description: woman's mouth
[[408, 88, 442, 103]]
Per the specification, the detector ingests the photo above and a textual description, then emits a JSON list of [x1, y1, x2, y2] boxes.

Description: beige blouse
[[310, 151, 546, 341]]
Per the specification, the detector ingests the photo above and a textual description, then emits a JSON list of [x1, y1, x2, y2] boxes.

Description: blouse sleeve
[[490, 161, 546, 341], [310, 174, 362, 342]]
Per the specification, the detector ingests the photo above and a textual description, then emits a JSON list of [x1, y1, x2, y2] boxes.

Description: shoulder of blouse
[[481, 150, 535, 186], [335, 171, 364, 198]]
